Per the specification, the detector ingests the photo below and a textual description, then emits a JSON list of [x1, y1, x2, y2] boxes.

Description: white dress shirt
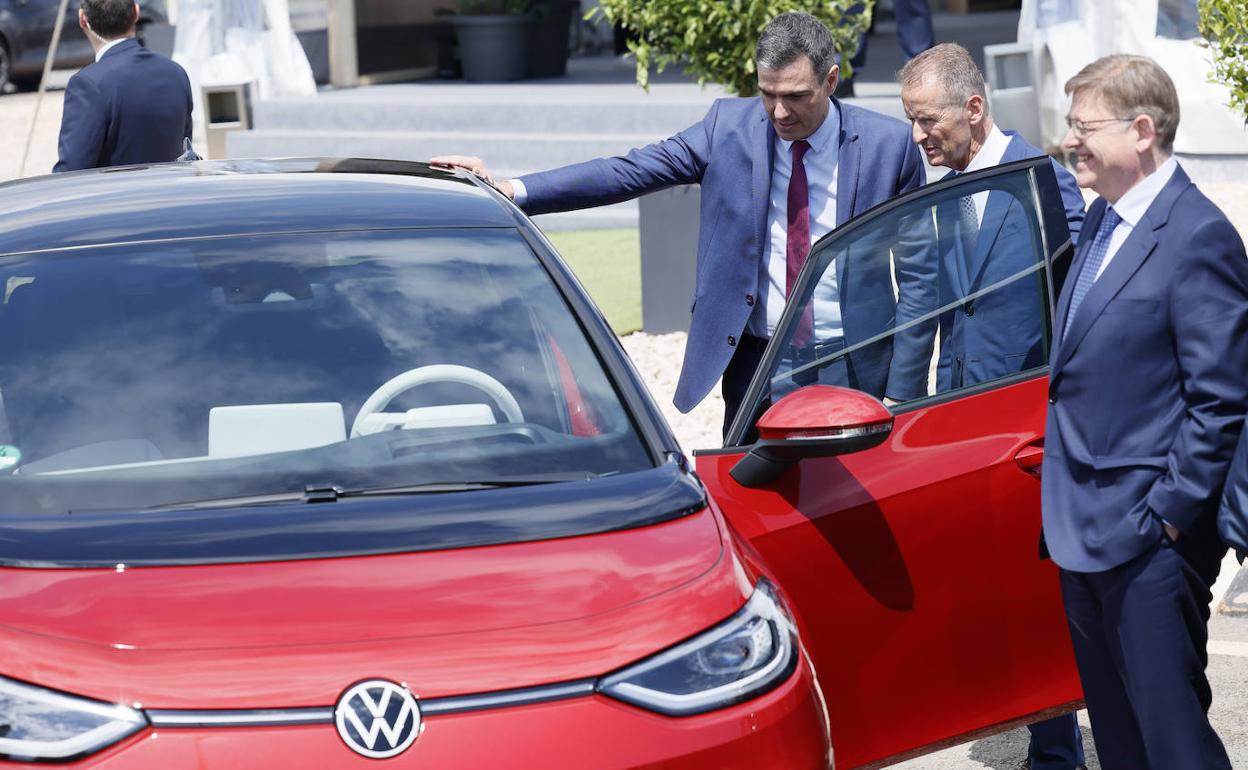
[[95, 37, 128, 62], [767, 106, 841, 337], [1093, 156, 1178, 280], [956, 123, 1011, 227]]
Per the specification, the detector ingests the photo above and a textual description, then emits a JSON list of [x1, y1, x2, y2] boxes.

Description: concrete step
[[251, 97, 717, 137], [226, 129, 671, 174]]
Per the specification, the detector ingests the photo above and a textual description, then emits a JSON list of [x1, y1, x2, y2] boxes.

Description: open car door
[[695, 157, 1083, 768]]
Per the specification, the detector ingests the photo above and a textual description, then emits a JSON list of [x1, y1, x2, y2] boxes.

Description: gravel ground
[[2, 91, 64, 182]]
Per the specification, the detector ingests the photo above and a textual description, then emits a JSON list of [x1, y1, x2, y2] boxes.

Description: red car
[[0, 156, 1079, 769]]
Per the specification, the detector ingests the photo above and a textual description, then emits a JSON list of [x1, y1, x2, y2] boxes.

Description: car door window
[[699, 158, 1081, 767], [730, 161, 1062, 441]]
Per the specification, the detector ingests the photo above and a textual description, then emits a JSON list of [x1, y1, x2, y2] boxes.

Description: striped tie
[[1063, 207, 1122, 340]]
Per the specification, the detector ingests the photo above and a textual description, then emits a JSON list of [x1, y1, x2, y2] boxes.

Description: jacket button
[[745, 294, 755, 306], [727, 335, 737, 347], [965, 300, 975, 316], [1048, 395, 1057, 405]]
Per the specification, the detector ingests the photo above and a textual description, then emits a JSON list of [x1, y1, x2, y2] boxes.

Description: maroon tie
[[786, 140, 813, 347]]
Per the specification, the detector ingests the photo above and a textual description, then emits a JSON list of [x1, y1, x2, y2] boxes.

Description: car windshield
[[0, 228, 653, 513]]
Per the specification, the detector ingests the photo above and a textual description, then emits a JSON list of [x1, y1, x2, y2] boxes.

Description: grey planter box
[[452, 14, 534, 82], [639, 185, 700, 334]]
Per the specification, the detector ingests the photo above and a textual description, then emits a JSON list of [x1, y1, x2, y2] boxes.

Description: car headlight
[[0, 676, 146, 762], [598, 579, 798, 716]]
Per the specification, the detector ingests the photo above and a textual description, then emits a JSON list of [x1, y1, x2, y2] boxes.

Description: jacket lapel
[[1052, 167, 1192, 375], [1052, 201, 1102, 353], [967, 191, 1013, 286], [835, 99, 859, 289], [751, 111, 773, 269], [967, 134, 1027, 285], [935, 192, 972, 297], [835, 99, 860, 228]]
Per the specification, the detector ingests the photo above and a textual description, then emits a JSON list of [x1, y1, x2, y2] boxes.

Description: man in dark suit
[[1045, 54, 1248, 769], [433, 12, 928, 437], [54, 0, 193, 172], [900, 43, 1085, 394], [900, 43, 1087, 770]]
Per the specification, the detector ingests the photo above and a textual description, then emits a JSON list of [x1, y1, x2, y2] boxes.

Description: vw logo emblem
[[334, 680, 422, 759]]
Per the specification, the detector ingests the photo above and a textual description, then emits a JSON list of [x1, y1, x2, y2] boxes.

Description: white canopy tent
[[175, 0, 316, 154], [1019, 0, 1248, 155]]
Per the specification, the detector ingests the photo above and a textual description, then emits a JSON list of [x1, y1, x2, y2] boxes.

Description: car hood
[[0, 504, 749, 710]]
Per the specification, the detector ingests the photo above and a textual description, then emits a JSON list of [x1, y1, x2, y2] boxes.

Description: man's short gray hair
[[1065, 55, 1179, 152], [755, 12, 837, 79], [897, 43, 989, 116]]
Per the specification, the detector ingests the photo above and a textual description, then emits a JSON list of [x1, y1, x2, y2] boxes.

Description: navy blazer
[[1042, 166, 1248, 572], [935, 132, 1086, 391], [519, 98, 926, 412], [54, 38, 193, 172]]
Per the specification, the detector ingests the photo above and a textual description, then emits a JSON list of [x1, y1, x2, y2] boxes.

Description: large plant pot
[[451, 14, 534, 82], [529, 0, 578, 79]]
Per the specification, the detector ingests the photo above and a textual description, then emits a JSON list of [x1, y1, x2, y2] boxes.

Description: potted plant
[[529, 0, 579, 79], [450, 0, 536, 82], [592, 0, 872, 95]]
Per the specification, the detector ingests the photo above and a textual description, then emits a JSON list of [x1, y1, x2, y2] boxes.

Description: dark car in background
[[0, 0, 167, 91]]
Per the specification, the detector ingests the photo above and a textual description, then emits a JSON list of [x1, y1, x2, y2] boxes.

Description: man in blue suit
[[1045, 55, 1248, 769], [900, 43, 1085, 394], [900, 43, 1087, 770], [54, 0, 193, 172], [433, 12, 928, 436]]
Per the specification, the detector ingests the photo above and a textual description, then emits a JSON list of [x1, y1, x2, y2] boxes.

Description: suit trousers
[[1060, 525, 1230, 770], [1026, 713, 1084, 769], [722, 334, 769, 441]]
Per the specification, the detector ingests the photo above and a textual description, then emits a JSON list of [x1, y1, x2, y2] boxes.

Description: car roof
[[0, 158, 518, 257]]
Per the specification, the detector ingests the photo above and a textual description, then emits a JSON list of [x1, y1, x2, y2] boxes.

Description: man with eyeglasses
[[1043, 54, 1248, 769]]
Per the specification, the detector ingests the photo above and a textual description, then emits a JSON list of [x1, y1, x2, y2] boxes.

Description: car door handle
[[1014, 442, 1044, 478]]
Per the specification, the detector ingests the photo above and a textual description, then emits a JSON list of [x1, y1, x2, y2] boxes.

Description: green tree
[[593, 0, 875, 96], [1200, 0, 1248, 121]]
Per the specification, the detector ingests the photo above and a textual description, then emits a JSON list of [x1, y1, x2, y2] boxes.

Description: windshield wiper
[[333, 472, 598, 499], [144, 473, 598, 512]]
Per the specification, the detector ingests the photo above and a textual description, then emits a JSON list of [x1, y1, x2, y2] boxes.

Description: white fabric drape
[[174, 0, 317, 154], [1019, 0, 1248, 154]]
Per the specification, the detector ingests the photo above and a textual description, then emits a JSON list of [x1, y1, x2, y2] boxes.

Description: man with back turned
[[54, 0, 193, 172]]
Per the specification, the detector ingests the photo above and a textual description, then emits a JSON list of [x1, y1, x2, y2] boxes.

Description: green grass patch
[[545, 229, 642, 335]]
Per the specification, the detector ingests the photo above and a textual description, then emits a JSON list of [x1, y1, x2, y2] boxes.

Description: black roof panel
[[0, 158, 517, 256]]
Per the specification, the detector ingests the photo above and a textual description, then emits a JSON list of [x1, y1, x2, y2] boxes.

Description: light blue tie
[[1064, 207, 1122, 339]]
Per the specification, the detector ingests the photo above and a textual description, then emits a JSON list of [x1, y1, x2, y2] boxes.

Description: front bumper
[[6, 658, 830, 769]]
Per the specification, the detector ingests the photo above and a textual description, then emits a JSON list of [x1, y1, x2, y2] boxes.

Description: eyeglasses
[[1065, 116, 1134, 138]]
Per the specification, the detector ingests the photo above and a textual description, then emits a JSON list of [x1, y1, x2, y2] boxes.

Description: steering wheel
[[350, 364, 525, 438]]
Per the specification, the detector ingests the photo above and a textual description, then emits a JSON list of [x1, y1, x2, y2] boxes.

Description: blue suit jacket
[[1042, 166, 1248, 572], [519, 98, 926, 412], [54, 38, 193, 172], [935, 132, 1085, 391]]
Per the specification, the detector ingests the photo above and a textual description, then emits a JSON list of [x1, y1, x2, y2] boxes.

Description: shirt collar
[[777, 99, 840, 157], [1110, 156, 1179, 228], [95, 37, 128, 62], [961, 123, 1010, 174]]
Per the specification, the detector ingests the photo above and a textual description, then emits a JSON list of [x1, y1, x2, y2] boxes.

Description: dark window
[[0, 229, 651, 513]]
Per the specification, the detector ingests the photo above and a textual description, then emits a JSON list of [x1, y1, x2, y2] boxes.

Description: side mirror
[[730, 385, 894, 488]]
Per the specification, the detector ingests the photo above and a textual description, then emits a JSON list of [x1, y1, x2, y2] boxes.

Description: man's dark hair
[[81, 0, 136, 39], [755, 12, 836, 79]]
